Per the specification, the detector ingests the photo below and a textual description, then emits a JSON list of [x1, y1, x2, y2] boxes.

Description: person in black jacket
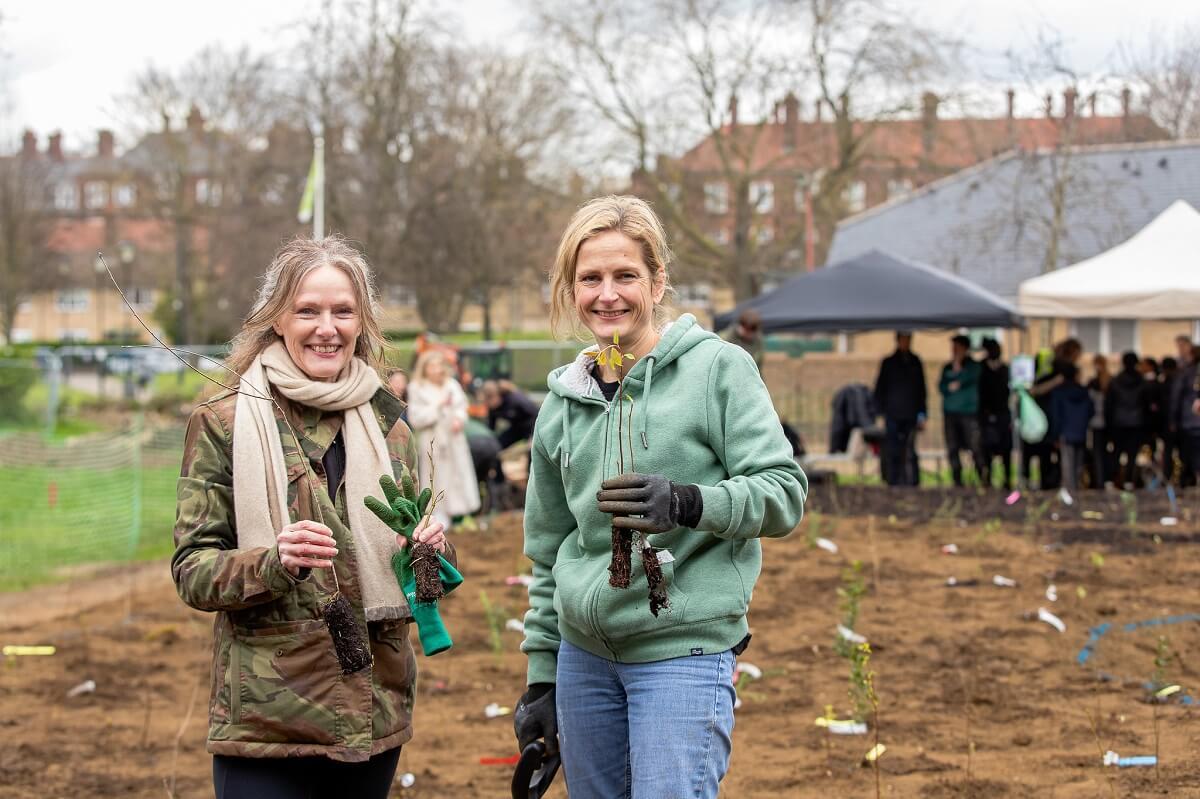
[[1168, 343, 1200, 483], [1106, 351, 1150, 488], [481, 379, 540, 449], [977, 338, 1012, 489], [873, 331, 926, 486]]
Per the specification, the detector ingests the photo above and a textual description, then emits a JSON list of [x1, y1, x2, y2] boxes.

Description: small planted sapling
[[834, 560, 867, 659], [853, 643, 883, 799], [1151, 635, 1181, 781], [592, 332, 668, 615]]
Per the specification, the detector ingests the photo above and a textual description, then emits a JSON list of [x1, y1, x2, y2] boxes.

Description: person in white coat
[[406, 349, 481, 520]]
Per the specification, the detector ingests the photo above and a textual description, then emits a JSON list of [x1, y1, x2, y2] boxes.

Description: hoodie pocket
[[563, 553, 691, 644]]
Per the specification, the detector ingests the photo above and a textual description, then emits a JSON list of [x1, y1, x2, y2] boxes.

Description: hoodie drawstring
[[638, 355, 655, 450], [560, 402, 572, 469]]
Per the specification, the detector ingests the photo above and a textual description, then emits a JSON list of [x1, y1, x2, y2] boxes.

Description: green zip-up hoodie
[[520, 314, 807, 685]]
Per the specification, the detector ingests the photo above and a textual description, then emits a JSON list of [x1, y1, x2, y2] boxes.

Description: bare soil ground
[[4, 489, 1200, 798]]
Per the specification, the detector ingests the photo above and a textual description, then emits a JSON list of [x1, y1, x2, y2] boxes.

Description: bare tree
[[0, 153, 52, 343], [117, 45, 283, 343], [305, 1, 573, 332], [1124, 25, 1200, 140], [533, 0, 957, 301]]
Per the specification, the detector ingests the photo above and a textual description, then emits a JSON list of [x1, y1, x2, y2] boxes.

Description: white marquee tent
[[1018, 199, 1200, 319]]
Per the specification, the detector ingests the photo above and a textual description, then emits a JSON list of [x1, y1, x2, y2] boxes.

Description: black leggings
[[214, 748, 401, 799]]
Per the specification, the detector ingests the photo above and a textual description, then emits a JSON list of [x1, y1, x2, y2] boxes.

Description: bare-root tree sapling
[[593, 332, 668, 615]]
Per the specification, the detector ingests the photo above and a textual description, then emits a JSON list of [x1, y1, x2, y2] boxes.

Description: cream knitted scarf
[[232, 341, 408, 621]]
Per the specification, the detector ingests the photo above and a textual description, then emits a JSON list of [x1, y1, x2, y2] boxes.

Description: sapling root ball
[[322, 592, 372, 674], [609, 528, 633, 588], [642, 545, 669, 616], [411, 541, 445, 603]]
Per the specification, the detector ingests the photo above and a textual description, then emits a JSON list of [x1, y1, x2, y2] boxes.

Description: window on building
[[755, 224, 774, 245], [1110, 320, 1138, 353], [263, 173, 290, 205], [84, 181, 108, 210], [10, 329, 33, 344], [195, 178, 221, 206], [710, 227, 731, 246], [886, 178, 913, 199], [385, 284, 418, 307], [128, 287, 156, 309], [113, 183, 137, 208], [842, 180, 867, 213], [55, 288, 89, 312], [675, 282, 712, 307], [663, 182, 682, 205], [57, 329, 91, 342], [1073, 318, 1139, 354], [704, 181, 728, 215], [794, 169, 825, 211], [749, 180, 774, 214], [55, 182, 79, 210]]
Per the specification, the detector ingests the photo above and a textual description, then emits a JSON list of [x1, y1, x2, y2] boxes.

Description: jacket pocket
[[595, 556, 690, 642], [231, 619, 342, 746], [370, 620, 416, 740]]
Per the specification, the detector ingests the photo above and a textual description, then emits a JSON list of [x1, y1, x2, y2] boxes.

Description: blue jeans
[[556, 639, 736, 799]]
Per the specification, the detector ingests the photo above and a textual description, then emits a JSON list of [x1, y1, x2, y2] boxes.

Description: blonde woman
[[406, 349, 481, 520], [513, 196, 807, 798], [173, 237, 452, 798]]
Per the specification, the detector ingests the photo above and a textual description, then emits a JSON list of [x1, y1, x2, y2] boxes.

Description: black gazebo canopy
[[713, 249, 1024, 333]]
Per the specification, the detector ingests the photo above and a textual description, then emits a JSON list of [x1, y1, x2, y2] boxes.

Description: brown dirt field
[[4, 490, 1200, 798]]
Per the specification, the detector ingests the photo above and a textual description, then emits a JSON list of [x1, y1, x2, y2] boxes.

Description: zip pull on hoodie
[[549, 317, 700, 467]]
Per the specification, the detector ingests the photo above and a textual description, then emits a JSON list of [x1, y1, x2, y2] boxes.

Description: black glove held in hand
[[596, 472, 703, 533], [514, 683, 558, 756]]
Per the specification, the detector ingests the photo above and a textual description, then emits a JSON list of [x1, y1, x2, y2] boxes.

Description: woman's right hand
[[276, 520, 339, 577]]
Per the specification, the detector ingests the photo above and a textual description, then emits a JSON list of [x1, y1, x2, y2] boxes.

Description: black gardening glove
[[597, 472, 703, 533], [514, 683, 558, 756]]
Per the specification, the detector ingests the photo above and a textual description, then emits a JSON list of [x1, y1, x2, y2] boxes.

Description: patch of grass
[[0, 463, 179, 592]]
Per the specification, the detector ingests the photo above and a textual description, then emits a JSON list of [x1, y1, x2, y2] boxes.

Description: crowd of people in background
[[874, 331, 1200, 490]]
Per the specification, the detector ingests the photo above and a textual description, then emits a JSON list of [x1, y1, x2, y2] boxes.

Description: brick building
[[635, 88, 1169, 317]]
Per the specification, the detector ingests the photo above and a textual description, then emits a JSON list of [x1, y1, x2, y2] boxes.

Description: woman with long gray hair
[[173, 236, 453, 798]]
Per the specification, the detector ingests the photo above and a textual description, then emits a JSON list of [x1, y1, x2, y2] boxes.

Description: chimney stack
[[187, 104, 205, 136], [48, 132, 64, 161], [921, 91, 939, 156], [783, 92, 799, 150], [728, 94, 738, 126], [815, 97, 823, 122], [1121, 86, 1132, 118], [1063, 87, 1077, 119], [1043, 93, 1053, 117], [1005, 89, 1015, 119], [98, 129, 114, 158], [1087, 92, 1098, 116], [21, 130, 36, 158]]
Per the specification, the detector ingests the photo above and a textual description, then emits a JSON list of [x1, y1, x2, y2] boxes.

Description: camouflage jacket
[[173, 387, 455, 762]]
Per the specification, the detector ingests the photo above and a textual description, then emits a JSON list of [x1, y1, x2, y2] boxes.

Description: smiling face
[[573, 230, 665, 354], [272, 264, 362, 381]]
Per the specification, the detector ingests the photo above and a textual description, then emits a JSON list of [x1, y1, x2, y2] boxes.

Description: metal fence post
[[44, 351, 62, 438]]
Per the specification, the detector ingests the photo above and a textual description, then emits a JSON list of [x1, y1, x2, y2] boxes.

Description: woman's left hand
[[399, 516, 447, 553], [450, 417, 464, 434]]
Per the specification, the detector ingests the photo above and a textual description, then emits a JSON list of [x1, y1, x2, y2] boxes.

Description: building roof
[[671, 112, 1166, 176], [825, 139, 1200, 302]]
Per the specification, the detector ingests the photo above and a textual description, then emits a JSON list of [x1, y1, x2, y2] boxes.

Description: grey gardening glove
[[597, 472, 703, 533], [514, 683, 558, 756]]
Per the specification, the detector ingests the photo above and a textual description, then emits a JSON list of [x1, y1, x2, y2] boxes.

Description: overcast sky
[[2, 0, 1193, 152]]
